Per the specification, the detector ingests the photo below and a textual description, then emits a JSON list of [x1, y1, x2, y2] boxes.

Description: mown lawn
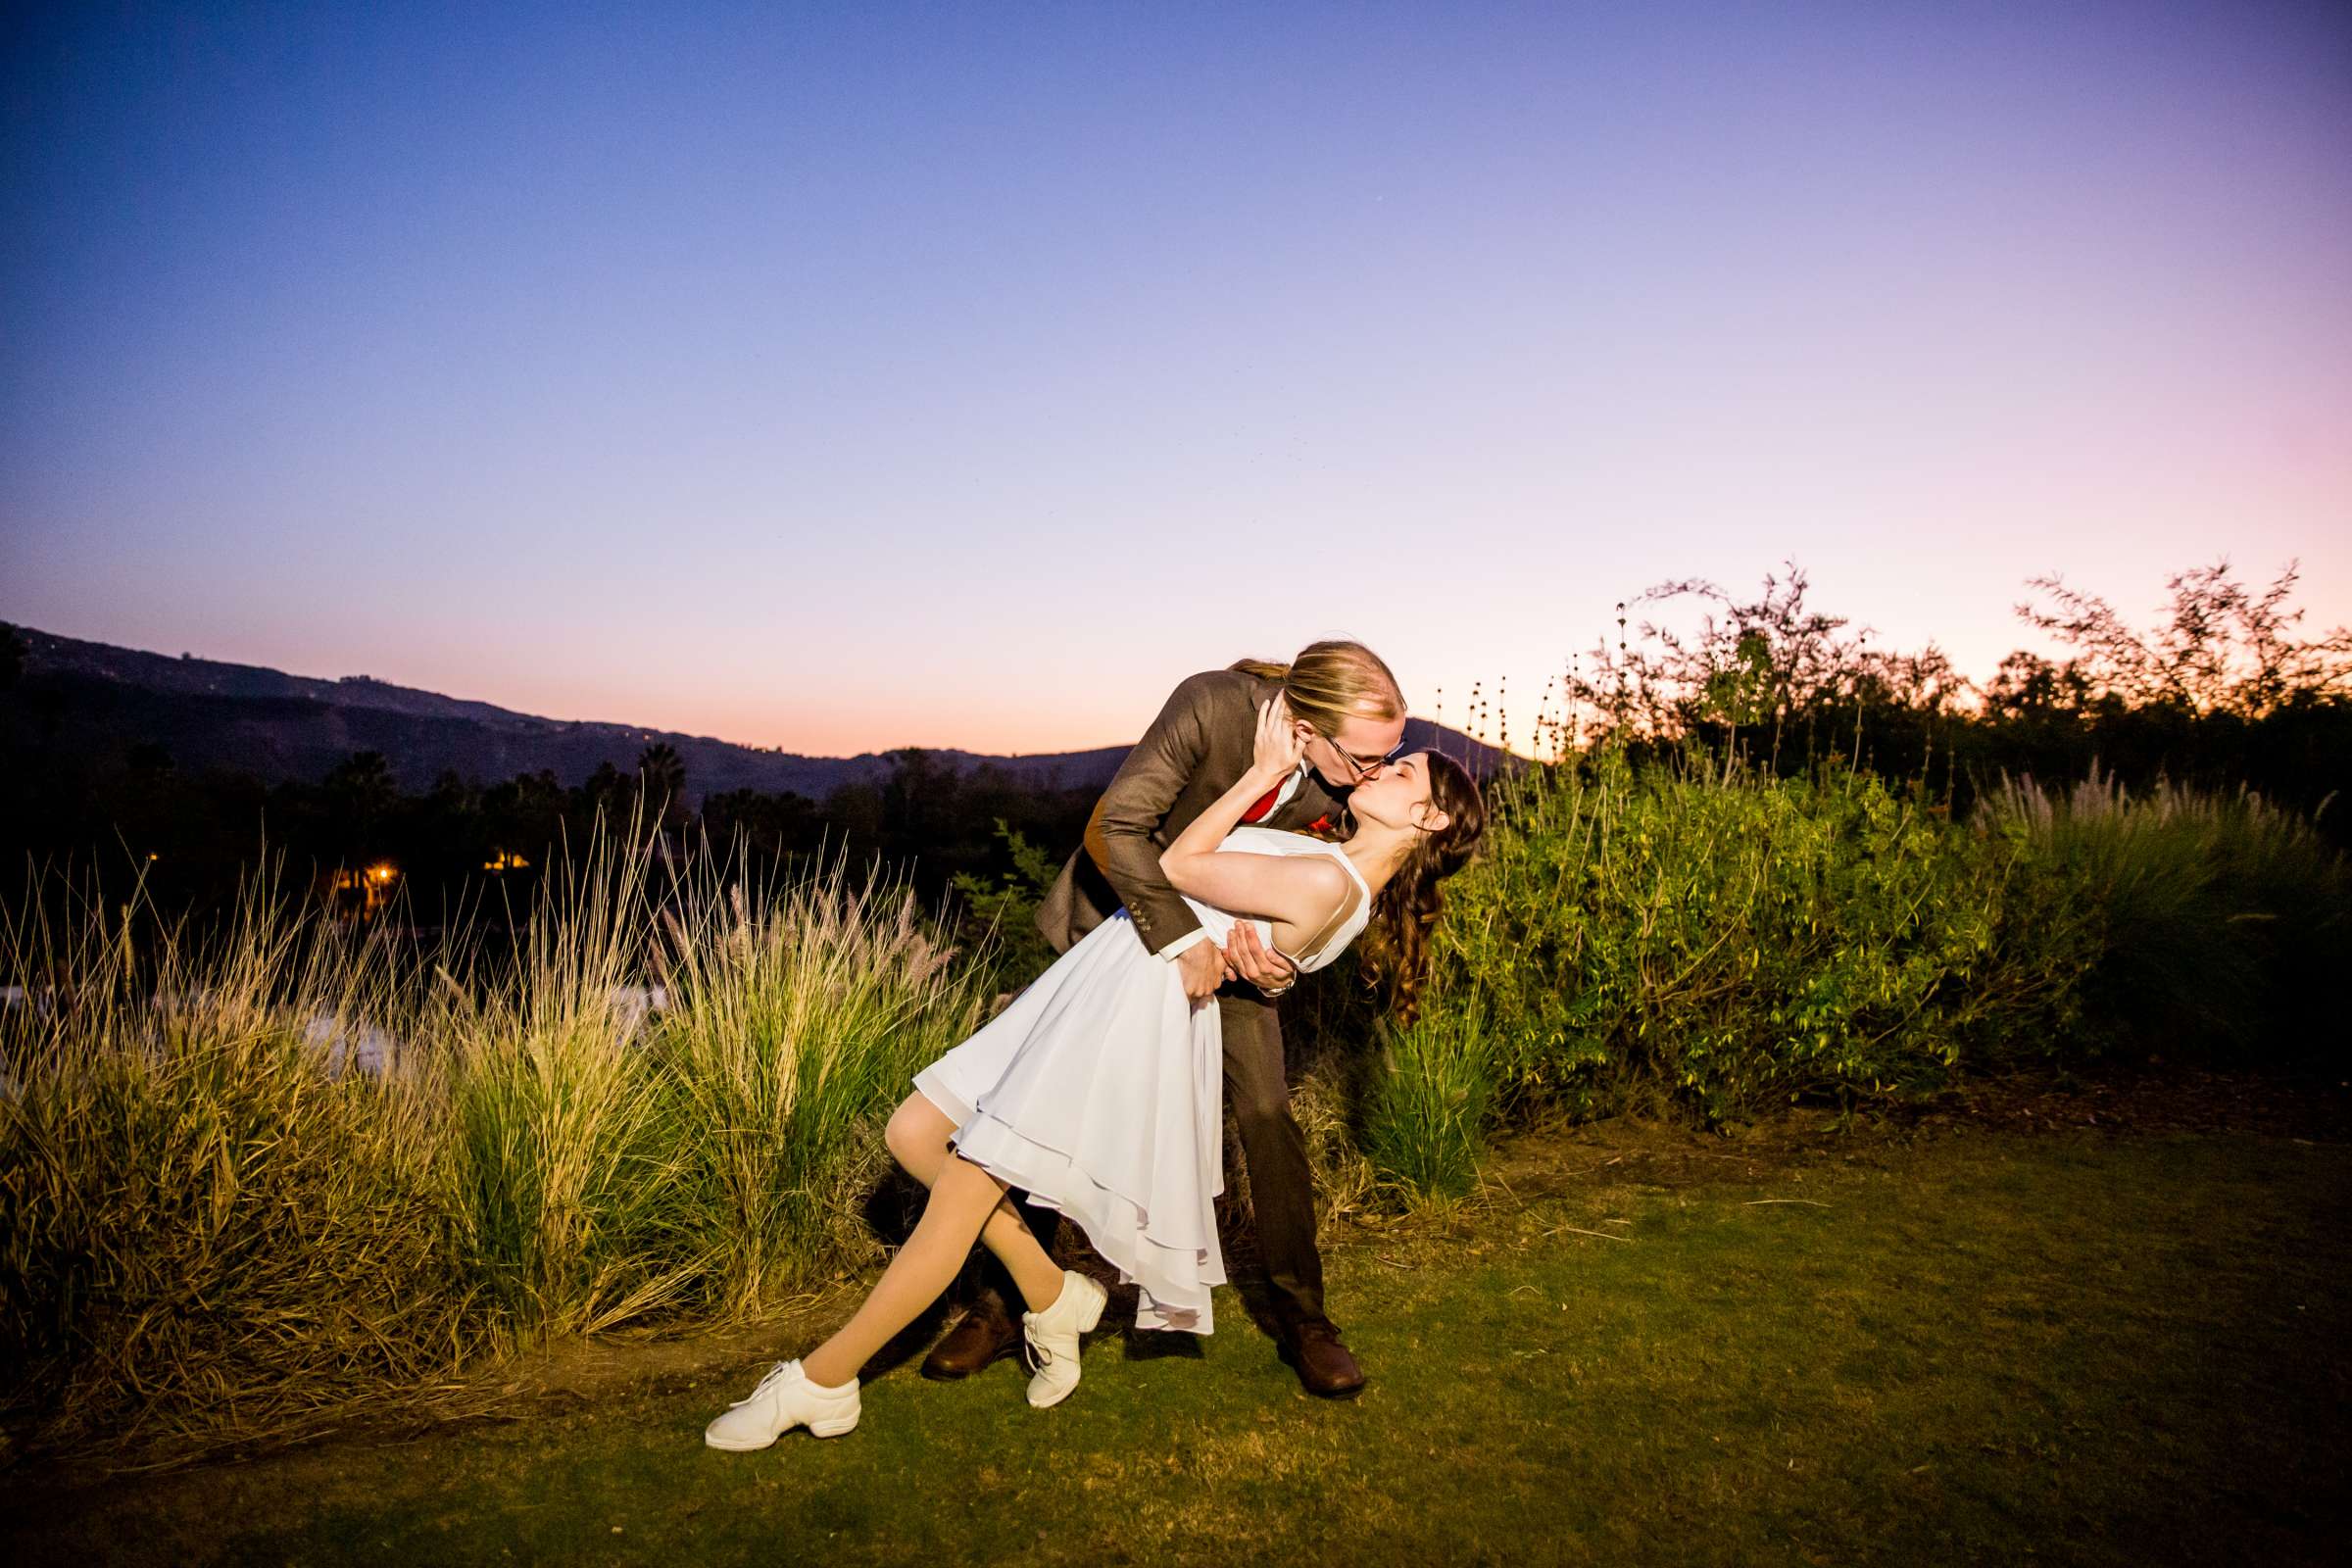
[[8, 1115, 2346, 1568]]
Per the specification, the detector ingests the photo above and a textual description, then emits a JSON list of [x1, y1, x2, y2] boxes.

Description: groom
[[922, 646, 1408, 1397]]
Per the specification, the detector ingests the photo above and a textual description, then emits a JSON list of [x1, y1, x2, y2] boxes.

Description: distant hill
[[3, 626, 1513, 802]]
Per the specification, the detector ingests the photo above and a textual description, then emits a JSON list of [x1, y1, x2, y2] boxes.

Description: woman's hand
[[1252, 695, 1307, 782], [1161, 694, 1315, 917]]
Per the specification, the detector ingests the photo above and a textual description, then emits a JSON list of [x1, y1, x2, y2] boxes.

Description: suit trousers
[[955, 984, 1327, 1331]]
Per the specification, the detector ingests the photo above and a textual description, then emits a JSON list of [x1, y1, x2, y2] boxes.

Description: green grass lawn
[[8, 1117, 2347, 1568]]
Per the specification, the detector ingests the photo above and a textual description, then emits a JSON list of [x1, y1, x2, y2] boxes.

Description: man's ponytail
[[1227, 641, 1402, 738]]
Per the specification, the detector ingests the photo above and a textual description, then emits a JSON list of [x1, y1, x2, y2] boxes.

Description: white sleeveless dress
[[911, 825, 1372, 1334]]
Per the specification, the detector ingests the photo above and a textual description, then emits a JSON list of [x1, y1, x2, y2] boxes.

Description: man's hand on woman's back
[[1176, 940, 1227, 1004]]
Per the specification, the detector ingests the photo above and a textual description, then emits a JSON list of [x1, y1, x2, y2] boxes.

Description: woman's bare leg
[[799, 1154, 1004, 1388], [884, 1093, 1067, 1308]]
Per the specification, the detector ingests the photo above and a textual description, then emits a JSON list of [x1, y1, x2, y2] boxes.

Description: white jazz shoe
[[1021, 1270, 1108, 1408], [703, 1358, 860, 1450]]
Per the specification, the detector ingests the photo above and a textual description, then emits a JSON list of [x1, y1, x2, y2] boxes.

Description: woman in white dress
[[707, 694, 1485, 1450]]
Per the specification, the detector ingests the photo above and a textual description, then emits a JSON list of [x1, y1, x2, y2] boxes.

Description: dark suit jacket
[[1037, 664, 1352, 958]]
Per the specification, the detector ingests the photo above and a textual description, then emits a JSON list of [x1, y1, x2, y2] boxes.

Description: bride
[[706, 689, 1485, 1449]]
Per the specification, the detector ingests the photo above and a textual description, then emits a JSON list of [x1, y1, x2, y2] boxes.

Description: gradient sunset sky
[[4, 1, 2347, 758]]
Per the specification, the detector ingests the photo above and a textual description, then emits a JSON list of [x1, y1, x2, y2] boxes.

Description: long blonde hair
[[1229, 639, 1403, 738]]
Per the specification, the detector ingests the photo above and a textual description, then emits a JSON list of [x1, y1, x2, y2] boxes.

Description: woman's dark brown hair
[[1352, 751, 1485, 1026]]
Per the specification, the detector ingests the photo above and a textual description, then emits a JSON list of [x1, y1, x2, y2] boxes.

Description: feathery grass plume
[[639, 833, 991, 1318], [0, 817, 998, 1464], [0, 854, 475, 1459], [1978, 765, 2349, 1061], [438, 810, 691, 1343]]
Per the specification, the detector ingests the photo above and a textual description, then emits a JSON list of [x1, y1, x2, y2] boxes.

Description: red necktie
[[1241, 781, 1282, 823]]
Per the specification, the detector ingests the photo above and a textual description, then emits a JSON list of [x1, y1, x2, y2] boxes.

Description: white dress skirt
[[911, 825, 1372, 1334]]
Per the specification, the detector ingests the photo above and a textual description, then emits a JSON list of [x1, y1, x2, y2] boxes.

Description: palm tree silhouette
[[637, 743, 688, 832]]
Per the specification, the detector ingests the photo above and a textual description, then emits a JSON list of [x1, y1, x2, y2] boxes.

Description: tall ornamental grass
[[0, 865, 471, 1456], [642, 853, 984, 1319], [1977, 766, 2348, 1061], [0, 832, 993, 1461], [434, 827, 687, 1340]]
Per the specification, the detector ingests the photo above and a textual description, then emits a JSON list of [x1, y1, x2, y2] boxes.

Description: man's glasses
[[1322, 734, 1404, 785]]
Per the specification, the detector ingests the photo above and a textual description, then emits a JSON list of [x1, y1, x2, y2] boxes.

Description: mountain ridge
[[5, 625, 1510, 803]]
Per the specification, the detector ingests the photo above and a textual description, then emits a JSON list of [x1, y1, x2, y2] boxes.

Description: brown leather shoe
[[1277, 1318, 1366, 1398], [921, 1299, 1023, 1381]]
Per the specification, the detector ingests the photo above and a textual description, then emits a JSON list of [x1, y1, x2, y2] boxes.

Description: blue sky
[[5, 0, 2347, 754]]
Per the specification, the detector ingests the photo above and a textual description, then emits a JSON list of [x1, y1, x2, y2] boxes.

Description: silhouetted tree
[[322, 751, 399, 850], [2016, 559, 2352, 717], [636, 743, 688, 832], [1556, 557, 2351, 837]]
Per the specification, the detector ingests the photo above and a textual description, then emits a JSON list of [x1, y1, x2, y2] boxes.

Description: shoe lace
[[729, 1359, 795, 1409], [1020, 1323, 1054, 1373]]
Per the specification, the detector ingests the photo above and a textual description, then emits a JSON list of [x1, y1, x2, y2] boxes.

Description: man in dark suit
[[921, 652, 1407, 1396]]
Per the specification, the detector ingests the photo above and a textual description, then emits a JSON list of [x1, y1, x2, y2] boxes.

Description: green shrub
[[947, 818, 1062, 995], [1360, 745, 2105, 1189]]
